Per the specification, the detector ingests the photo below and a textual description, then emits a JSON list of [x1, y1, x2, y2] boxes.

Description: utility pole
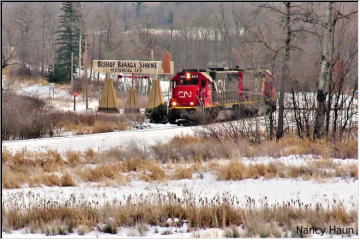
[[169, 10, 174, 57], [97, 25, 102, 84], [89, 31, 95, 83], [51, 39, 55, 79], [85, 34, 89, 111], [149, 49, 154, 95], [79, 33, 84, 100], [79, 33, 82, 79], [71, 52, 74, 91]]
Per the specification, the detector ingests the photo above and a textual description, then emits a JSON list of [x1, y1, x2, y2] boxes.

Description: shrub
[[2, 166, 27, 188], [77, 164, 126, 184], [66, 151, 80, 167], [2, 93, 51, 140], [84, 148, 96, 161], [217, 160, 247, 180], [146, 104, 168, 123], [98, 223, 118, 234], [247, 164, 268, 178], [140, 162, 166, 181], [349, 165, 358, 178], [61, 172, 75, 187]]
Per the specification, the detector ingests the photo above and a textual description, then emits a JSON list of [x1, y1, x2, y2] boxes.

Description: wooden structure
[[98, 78, 119, 112], [146, 79, 164, 109], [124, 88, 140, 113]]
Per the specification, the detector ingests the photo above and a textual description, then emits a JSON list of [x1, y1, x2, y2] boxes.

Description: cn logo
[[178, 91, 192, 98]]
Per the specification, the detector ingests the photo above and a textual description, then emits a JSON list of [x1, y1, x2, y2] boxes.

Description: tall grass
[[3, 200, 357, 237]]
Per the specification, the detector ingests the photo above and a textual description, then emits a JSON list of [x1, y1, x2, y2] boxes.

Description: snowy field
[[2, 171, 358, 238], [3, 174, 358, 211]]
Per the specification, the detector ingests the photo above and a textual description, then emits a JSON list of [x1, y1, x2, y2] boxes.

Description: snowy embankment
[[1, 118, 267, 153], [2, 124, 196, 153]]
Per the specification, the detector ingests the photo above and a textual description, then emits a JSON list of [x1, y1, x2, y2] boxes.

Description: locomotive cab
[[169, 70, 213, 108]]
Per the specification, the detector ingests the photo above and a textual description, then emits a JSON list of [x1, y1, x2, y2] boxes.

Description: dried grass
[[3, 202, 357, 236], [66, 151, 80, 167], [217, 160, 247, 180], [77, 164, 126, 184], [140, 161, 166, 182], [171, 166, 195, 180], [3, 145, 357, 189], [92, 120, 128, 134]]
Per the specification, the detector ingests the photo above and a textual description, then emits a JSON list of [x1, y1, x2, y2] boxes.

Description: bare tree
[[256, 3, 294, 139], [314, 2, 333, 139], [13, 3, 35, 64], [313, 2, 357, 139], [98, 3, 120, 60]]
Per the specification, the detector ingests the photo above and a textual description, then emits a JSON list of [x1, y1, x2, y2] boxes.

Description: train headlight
[[190, 101, 194, 106], [171, 101, 177, 106], [186, 73, 191, 79]]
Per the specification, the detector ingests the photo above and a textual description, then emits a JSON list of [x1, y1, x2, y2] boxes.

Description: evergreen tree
[[51, 2, 83, 83]]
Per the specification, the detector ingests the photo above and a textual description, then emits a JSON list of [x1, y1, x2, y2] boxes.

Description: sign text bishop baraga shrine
[[93, 60, 174, 74]]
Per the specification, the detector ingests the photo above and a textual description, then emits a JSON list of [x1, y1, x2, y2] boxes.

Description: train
[[166, 67, 277, 125]]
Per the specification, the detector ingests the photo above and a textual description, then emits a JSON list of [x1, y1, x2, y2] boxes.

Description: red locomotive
[[168, 68, 276, 124]]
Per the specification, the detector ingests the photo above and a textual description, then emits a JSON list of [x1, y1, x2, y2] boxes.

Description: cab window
[[180, 79, 198, 85], [201, 79, 207, 87]]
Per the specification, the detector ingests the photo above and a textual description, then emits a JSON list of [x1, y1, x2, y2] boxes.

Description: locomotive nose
[[172, 86, 199, 107]]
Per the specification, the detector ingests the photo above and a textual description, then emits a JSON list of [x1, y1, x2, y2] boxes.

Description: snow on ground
[[15, 82, 70, 100], [48, 97, 99, 112], [2, 124, 195, 153], [241, 155, 358, 166], [3, 226, 358, 238], [3, 173, 358, 211], [13, 82, 101, 112], [2, 227, 224, 239]]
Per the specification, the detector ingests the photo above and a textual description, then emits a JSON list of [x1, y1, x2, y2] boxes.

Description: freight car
[[167, 67, 276, 125]]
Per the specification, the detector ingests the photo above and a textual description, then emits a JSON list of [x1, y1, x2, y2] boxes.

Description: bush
[[2, 93, 52, 140], [2, 105, 132, 140], [146, 104, 168, 123]]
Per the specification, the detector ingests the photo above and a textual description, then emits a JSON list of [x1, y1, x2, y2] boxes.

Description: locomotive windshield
[[180, 78, 198, 85]]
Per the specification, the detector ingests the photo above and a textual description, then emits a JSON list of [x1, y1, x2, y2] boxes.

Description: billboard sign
[[93, 60, 174, 74]]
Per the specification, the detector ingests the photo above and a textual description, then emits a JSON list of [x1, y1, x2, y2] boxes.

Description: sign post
[[73, 89, 78, 111], [49, 83, 55, 99]]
